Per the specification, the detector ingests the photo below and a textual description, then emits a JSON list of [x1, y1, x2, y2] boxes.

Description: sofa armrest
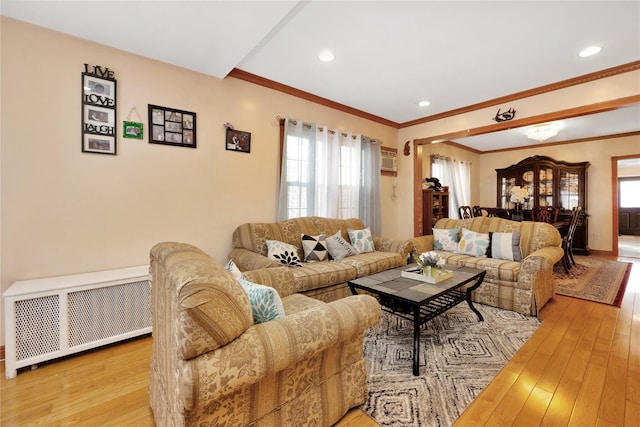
[[242, 266, 297, 298], [409, 235, 434, 257], [185, 295, 381, 407], [229, 248, 281, 271], [374, 237, 414, 263], [522, 246, 564, 271]]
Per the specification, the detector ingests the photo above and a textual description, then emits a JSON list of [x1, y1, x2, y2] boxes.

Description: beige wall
[[0, 18, 400, 345]]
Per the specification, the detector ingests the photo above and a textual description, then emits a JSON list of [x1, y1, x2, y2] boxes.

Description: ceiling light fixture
[[318, 50, 335, 62], [579, 45, 602, 57], [418, 100, 430, 107], [525, 123, 561, 142]]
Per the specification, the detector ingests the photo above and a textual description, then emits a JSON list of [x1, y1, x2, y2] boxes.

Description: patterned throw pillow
[[347, 227, 375, 254], [236, 277, 285, 324], [301, 234, 329, 262], [325, 230, 357, 260], [456, 228, 490, 257], [433, 228, 461, 252], [490, 232, 522, 261], [224, 259, 243, 278], [266, 240, 303, 267]]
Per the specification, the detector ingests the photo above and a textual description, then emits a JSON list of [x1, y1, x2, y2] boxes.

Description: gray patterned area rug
[[362, 304, 541, 427]]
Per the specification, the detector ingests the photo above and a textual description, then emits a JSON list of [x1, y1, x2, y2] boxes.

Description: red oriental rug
[[553, 256, 632, 307]]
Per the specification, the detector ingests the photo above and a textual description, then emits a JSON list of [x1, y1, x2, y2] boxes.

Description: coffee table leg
[[413, 306, 420, 376], [465, 272, 486, 322]]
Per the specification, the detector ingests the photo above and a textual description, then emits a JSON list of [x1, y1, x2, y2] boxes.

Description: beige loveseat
[[229, 216, 413, 302], [149, 242, 381, 427], [411, 217, 563, 316]]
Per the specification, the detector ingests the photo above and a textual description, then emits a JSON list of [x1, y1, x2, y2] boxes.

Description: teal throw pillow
[[326, 230, 357, 260], [237, 277, 286, 324], [433, 228, 461, 251], [456, 228, 490, 257], [347, 227, 375, 253]]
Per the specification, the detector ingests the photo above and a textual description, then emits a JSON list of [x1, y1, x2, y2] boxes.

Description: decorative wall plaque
[[82, 64, 117, 154]]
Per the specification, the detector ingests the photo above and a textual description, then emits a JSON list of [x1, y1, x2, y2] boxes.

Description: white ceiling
[[2, 0, 639, 151]]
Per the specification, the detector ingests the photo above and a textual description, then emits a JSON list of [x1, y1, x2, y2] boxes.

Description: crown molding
[[400, 61, 640, 128]]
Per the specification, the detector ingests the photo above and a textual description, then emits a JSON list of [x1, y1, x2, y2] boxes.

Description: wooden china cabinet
[[496, 155, 590, 255], [422, 189, 449, 235]]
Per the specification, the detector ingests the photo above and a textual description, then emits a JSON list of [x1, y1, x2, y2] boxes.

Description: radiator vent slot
[[4, 265, 150, 379]]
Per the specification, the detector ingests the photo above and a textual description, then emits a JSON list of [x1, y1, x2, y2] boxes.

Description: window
[[620, 178, 640, 208], [278, 118, 381, 235]]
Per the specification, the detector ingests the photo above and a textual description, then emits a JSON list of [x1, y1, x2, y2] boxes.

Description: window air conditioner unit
[[381, 148, 398, 174]]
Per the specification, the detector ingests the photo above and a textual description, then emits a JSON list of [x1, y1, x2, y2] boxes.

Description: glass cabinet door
[[538, 166, 554, 208], [500, 176, 516, 209], [559, 168, 579, 210], [521, 169, 535, 210]]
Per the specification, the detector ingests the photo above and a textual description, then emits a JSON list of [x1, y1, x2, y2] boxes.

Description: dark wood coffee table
[[348, 264, 486, 376]]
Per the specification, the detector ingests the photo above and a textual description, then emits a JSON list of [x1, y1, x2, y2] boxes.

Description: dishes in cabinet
[[522, 171, 534, 182]]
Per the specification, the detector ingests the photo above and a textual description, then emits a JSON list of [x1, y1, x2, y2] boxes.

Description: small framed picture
[[148, 104, 196, 148], [225, 129, 251, 153], [83, 134, 115, 154], [122, 121, 143, 139], [83, 75, 116, 102]]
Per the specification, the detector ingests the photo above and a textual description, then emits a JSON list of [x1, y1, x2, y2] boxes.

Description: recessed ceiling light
[[579, 46, 602, 58], [318, 50, 335, 62], [418, 100, 431, 107]]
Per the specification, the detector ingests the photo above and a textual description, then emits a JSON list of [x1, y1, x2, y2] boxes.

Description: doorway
[[614, 156, 640, 258]]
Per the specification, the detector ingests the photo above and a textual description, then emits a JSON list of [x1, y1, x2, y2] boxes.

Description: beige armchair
[[148, 242, 381, 427]]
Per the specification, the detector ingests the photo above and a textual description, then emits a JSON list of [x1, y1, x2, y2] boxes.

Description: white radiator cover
[[3, 265, 151, 379]]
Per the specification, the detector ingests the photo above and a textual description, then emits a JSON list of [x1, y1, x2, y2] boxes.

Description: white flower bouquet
[[509, 185, 529, 204]]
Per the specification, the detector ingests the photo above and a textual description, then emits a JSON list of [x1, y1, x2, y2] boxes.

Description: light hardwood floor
[[1, 256, 638, 426]]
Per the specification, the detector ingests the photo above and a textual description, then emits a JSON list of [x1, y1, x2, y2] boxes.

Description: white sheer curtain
[[451, 160, 471, 217], [277, 118, 316, 221], [314, 126, 340, 217], [432, 156, 471, 219], [339, 131, 360, 219], [279, 117, 382, 234], [360, 136, 382, 235]]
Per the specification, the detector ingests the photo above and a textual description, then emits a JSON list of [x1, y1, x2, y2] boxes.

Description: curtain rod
[[278, 115, 379, 141]]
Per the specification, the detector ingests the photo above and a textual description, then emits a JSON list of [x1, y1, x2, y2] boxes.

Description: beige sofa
[[411, 217, 563, 316], [229, 216, 413, 302], [149, 241, 381, 427]]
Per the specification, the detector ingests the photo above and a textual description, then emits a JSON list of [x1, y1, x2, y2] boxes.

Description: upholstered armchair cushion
[[151, 242, 253, 360]]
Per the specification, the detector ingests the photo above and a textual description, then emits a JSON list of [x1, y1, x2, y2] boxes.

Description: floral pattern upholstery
[[230, 217, 413, 302], [149, 242, 381, 427], [410, 217, 563, 316]]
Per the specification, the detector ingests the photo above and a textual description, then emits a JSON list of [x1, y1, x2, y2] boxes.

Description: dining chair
[[531, 206, 559, 223], [561, 206, 583, 273], [458, 205, 473, 219], [493, 208, 511, 219], [472, 206, 483, 217]]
